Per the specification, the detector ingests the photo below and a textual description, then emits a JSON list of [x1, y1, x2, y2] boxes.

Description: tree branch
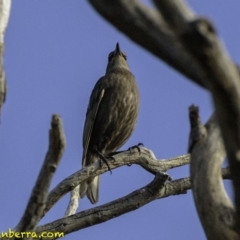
[[15, 115, 66, 235], [183, 19, 240, 232], [35, 168, 231, 238], [88, 0, 207, 89], [153, 0, 240, 235], [153, 0, 195, 33], [41, 148, 189, 218], [189, 108, 238, 239], [64, 185, 80, 217]]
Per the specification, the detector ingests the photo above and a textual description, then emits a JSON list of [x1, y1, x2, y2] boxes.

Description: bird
[[80, 42, 139, 204]]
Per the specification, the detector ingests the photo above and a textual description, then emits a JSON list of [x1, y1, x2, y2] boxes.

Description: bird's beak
[[114, 42, 121, 56]]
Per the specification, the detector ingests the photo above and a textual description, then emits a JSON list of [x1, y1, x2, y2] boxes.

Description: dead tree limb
[[14, 115, 66, 237], [153, 0, 240, 234], [35, 168, 231, 238], [41, 148, 189, 218]]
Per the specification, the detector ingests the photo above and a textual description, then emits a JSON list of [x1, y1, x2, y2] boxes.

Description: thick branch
[[153, 0, 194, 34], [36, 169, 231, 238], [88, 0, 207, 88], [41, 148, 189, 218], [183, 19, 240, 232], [189, 109, 237, 239], [154, 0, 240, 234], [153, 0, 194, 31], [15, 115, 66, 235]]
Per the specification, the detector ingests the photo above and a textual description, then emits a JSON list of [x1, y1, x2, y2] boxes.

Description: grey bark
[[14, 115, 66, 240]]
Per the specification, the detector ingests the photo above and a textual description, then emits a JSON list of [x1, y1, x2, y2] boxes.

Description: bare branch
[[183, 19, 240, 231], [15, 115, 66, 234], [64, 185, 80, 217], [190, 109, 238, 239], [187, 105, 208, 153], [36, 169, 231, 237], [153, 0, 195, 33], [41, 148, 189, 218], [36, 172, 180, 236], [88, 0, 207, 89], [153, 0, 240, 234]]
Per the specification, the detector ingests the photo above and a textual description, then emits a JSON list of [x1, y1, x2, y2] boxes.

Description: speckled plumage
[[80, 43, 139, 204]]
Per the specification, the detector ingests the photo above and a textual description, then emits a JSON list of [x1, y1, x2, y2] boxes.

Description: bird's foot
[[126, 143, 144, 166], [94, 148, 113, 174], [128, 143, 144, 153]]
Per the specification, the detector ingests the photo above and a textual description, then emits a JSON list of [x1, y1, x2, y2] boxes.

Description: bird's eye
[[122, 53, 127, 60], [108, 52, 114, 62]]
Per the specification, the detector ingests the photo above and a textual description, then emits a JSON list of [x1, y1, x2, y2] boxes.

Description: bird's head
[[106, 43, 129, 74]]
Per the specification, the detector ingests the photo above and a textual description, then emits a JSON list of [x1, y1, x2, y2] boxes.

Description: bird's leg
[[94, 148, 112, 174]]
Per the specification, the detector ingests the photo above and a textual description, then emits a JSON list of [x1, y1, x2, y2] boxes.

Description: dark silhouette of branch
[[88, 0, 207, 89], [154, 0, 240, 235]]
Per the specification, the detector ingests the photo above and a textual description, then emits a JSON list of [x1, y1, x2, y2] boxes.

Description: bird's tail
[[80, 151, 100, 204], [80, 176, 100, 204]]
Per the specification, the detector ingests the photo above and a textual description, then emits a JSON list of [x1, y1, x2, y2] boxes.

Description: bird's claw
[[128, 142, 144, 153], [100, 158, 112, 174], [94, 148, 113, 174]]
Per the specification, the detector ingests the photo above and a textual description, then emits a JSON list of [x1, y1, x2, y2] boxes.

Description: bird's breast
[[89, 68, 139, 153]]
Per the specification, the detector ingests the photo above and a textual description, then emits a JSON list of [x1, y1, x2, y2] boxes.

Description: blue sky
[[0, 1, 239, 239]]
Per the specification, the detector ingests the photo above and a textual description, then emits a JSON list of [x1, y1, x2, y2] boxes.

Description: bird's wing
[[82, 77, 105, 166]]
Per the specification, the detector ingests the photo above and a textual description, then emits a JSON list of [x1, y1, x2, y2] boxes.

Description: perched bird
[[80, 43, 139, 204]]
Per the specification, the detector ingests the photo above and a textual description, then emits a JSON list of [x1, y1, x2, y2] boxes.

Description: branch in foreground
[[88, 0, 207, 89], [189, 108, 237, 239], [36, 168, 231, 237], [153, 0, 194, 34], [183, 18, 240, 233], [153, 0, 195, 33], [41, 148, 189, 218], [154, 0, 240, 234], [15, 115, 66, 234]]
